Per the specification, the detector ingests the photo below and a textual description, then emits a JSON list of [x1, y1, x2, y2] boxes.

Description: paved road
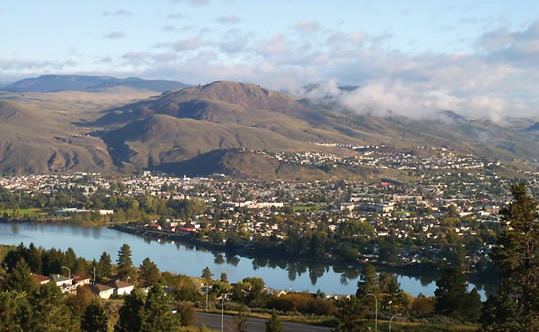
[[195, 312, 332, 332]]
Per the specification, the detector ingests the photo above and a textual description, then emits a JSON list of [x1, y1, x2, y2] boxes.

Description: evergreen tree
[[0, 290, 32, 332], [466, 288, 482, 322], [81, 300, 109, 332], [220, 272, 228, 282], [334, 296, 369, 332], [139, 257, 160, 287], [265, 310, 283, 332], [435, 267, 467, 317], [481, 184, 539, 331], [6, 259, 36, 292], [378, 272, 409, 313], [29, 282, 77, 332], [97, 252, 113, 278], [201, 266, 213, 281], [354, 264, 378, 319], [434, 267, 481, 320], [27, 243, 43, 274], [117, 244, 135, 281], [355, 264, 378, 298], [115, 289, 146, 332], [142, 285, 180, 332]]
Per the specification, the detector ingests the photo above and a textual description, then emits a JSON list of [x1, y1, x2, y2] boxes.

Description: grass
[[0, 208, 45, 218]]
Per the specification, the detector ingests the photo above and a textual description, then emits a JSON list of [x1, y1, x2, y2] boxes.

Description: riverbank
[[111, 224, 498, 292]]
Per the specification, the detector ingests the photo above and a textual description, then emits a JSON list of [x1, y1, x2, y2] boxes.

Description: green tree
[[66, 285, 96, 316], [0, 290, 32, 332], [176, 301, 196, 326], [142, 285, 180, 332], [6, 260, 36, 292], [29, 282, 77, 332], [97, 252, 113, 279], [115, 289, 146, 332], [201, 266, 213, 281], [435, 267, 480, 320], [481, 184, 539, 331], [81, 300, 109, 332], [378, 272, 409, 313], [334, 296, 369, 332], [139, 257, 161, 287], [117, 244, 135, 281], [356, 264, 378, 298], [265, 310, 283, 332], [231, 277, 265, 305]]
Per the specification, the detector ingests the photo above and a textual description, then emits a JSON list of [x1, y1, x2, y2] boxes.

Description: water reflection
[[0, 223, 494, 298]]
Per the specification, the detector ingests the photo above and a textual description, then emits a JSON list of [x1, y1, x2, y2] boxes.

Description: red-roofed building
[[32, 274, 50, 285]]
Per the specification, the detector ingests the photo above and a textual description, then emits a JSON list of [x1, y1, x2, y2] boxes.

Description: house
[[72, 274, 91, 287], [108, 279, 135, 296], [32, 274, 50, 285], [91, 284, 114, 299], [49, 274, 73, 287]]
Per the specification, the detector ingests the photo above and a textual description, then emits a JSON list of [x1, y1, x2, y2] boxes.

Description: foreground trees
[[434, 267, 481, 321], [115, 285, 180, 332], [481, 184, 539, 331], [80, 300, 108, 332]]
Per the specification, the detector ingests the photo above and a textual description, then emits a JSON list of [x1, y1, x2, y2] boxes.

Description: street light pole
[[221, 295, 225, 332], [389, 313, 402, 332], [205, 286, 209, 312], [367, 293, 378, 332], [61, 266, 71, 279]]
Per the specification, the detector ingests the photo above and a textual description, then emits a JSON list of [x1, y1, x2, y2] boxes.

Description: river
[[0, 223, 492, 299]]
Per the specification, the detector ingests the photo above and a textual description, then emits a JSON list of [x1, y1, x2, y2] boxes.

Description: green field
[[0, 207, 45, 218]]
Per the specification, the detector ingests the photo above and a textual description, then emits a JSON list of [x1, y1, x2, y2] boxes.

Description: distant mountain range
[[0, 76, 537, 178], [2, 75, 189, 93]]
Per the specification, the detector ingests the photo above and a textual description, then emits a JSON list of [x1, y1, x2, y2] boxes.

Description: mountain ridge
[[3, 74, 189, 93]]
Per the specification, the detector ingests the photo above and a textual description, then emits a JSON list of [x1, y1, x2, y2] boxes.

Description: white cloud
[[103, 32, 126, 39], [216, 15, 241, 24], [170, 0, 211, 6], [295, 21, 321, 33], [103, 10, 131, 17]]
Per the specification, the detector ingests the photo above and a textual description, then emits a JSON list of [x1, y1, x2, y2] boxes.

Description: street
[[195, 312, 332, 332]]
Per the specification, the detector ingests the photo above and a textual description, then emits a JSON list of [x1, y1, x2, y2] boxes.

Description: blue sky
[[1, 0, 539, 118]]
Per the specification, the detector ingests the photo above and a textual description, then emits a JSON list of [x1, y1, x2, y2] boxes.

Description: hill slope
[[0, 100, 113, 173]]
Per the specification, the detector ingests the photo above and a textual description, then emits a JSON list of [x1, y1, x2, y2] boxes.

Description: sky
[[1, 0, 539, 119]]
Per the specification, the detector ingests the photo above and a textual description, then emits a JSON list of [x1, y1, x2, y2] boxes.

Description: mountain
[[91, 81, 539, 177], [0, 78, 537, 177], [3, 75, 189, 93]]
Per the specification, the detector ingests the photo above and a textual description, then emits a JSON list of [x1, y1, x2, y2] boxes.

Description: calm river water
[[0, 223, 490, 299]]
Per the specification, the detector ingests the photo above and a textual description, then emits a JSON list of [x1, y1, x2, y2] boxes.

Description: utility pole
[[367, 293, 378, 332]]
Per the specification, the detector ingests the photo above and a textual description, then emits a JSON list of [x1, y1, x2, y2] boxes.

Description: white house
[[108, 280, 135, 296], [91, 284, 114, 299]]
